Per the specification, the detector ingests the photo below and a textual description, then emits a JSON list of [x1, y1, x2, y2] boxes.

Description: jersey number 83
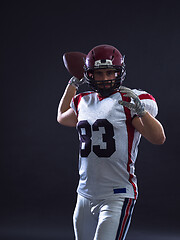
[[77, 119, 116, 158]]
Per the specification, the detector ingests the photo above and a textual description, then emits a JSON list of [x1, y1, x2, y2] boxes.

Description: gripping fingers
[[119, 86, 131, 91], [119, 87, 138, 100], [68, 76, 85, 89], [118, 100, 135, 111], [119, 87, 146, 117]]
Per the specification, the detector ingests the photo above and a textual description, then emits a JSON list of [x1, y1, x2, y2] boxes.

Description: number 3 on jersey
[[77, 119, 116, 158]]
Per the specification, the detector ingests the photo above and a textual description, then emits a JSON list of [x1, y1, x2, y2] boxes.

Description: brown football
[[63, 52, 87, 79]]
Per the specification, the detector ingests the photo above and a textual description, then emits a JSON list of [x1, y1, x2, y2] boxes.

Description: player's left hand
[[118, 86, 146, 117]]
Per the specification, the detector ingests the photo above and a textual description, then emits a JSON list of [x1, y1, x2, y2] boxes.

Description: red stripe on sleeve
[[73, 95, 82, 115], [73, 92, 92, 116], [139, 94, 155, 101]]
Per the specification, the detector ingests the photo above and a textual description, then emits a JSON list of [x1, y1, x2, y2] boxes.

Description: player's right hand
[[68, 76, 86, 89]]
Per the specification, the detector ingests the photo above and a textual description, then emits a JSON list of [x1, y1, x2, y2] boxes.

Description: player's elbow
[[157, 134, 166, 145], [150, 133, 166, 145], [57, 114, 64, 125], [57, 112, 77, 127]]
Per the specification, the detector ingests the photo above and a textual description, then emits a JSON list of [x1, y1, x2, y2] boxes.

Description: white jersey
[[70, 89, 158, 200]]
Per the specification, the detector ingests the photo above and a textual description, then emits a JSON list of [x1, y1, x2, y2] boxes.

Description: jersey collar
[[97, 90, 119, 101]]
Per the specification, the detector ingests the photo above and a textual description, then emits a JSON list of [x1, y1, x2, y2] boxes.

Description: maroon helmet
[[84, 44, 126, 97]]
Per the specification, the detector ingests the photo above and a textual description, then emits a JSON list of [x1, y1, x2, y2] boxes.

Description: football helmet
[[84, 44, 126, 97]]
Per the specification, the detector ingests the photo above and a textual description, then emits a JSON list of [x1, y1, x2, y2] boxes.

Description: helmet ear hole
[[87, 70, 94, 78], [115, 70, 121, 78]]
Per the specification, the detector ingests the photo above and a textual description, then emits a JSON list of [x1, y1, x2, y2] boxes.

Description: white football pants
[[73, 194, 135, 240]]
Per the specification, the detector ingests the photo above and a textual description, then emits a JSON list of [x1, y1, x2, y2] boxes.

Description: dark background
[[1, 0, 180, 239]]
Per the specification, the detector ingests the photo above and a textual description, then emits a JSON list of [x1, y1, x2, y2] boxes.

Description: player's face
[[94, 69, 116, 81], [93, 69, 116, 89]]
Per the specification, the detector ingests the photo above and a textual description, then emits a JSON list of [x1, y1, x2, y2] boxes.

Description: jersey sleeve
[[70, 95, 78, 116], [70, 91, 93, 116], [132, 89, 158, 117]]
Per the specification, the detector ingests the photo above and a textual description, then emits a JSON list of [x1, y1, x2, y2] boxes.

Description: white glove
[[118, 86, 146, 117], [68, 76, 85, 89]]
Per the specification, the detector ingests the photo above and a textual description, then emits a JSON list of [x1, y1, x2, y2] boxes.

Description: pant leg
[[73, 194, 97, 240], [94, 198, 136, 240]]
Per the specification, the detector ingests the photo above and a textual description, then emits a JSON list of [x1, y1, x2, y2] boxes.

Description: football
[[63, 52, 87, 79]]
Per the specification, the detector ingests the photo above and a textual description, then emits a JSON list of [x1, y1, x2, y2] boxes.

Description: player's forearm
[[139, 111, 166, 145], [57, 84, 77, 115]]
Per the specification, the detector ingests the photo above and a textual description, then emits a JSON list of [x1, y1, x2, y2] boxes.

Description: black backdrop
[[1, 1, 180, 239]]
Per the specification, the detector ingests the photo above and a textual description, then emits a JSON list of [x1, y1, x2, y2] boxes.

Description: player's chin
[[99, 86, 111, 89], [98, 84, 114, 89]]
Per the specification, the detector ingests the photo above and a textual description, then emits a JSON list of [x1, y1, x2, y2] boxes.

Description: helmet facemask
[[84, 64, 126, 97]]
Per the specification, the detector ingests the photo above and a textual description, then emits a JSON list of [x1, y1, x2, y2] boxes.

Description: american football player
[[57, 44, 166, 240]]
